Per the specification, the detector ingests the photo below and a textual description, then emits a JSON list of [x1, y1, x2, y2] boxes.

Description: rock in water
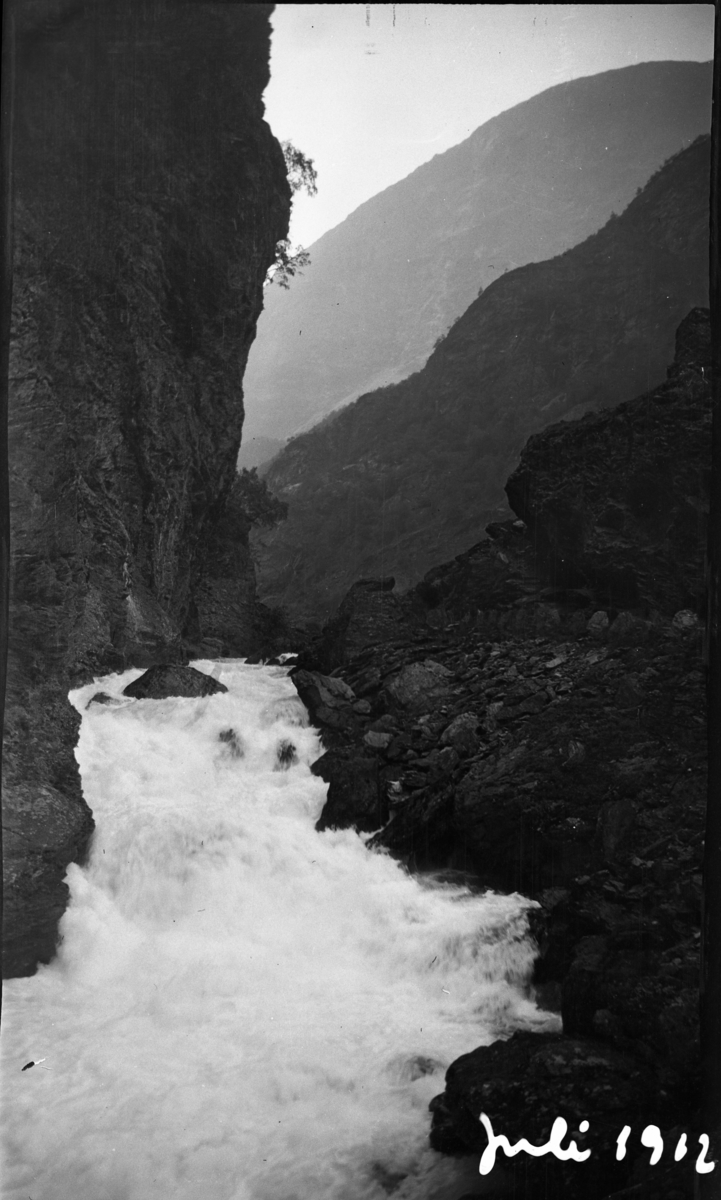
[[86, 692, 123, 708], [275, 740, 298, 769], [218, 729, 244, 759], [1, 783, 95, 978], [429, 1031, 659, 1197], [123, 666, 228, 699], [312, 749, 386, 833]]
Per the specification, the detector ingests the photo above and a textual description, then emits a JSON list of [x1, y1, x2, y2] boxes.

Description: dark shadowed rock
[[123, 666, 228, 699], [318, 577, 421, 669], [275, 739, 298, 770], [506, 308, 712, 615], [386, 660, 456, 713], [291, 669, 358, 740], [87, 691, 123, 708], [363, 730, 393, 750], [410, 519, 543, 627], [672, 609, 702, 634], [593, 799, 636, 866], [615, 674, 645, 710], [429, 1031, 666, 1198], [451, 746, 541, 889], [312, 749, 387, 833], [607, 611, 651, 648], [218, 729, 243, 759], [2, 783, 95, 977], [440, 713, 480, 756], [587, 611, 610, 638]]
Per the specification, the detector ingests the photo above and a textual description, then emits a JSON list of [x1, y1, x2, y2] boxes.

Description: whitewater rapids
[[1, 660, 558, 1200]]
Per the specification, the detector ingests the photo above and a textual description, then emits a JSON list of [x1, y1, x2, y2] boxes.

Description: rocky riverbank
[[293, 603, 706, 1197], [289, 311, 711, 1198]]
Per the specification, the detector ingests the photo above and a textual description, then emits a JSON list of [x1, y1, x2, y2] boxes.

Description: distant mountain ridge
[[254, 134, 710, 621], [237, 435, 285, 471], [242, 60, 712, 445]]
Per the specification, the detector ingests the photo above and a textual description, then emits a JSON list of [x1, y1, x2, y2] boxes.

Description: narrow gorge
[[1, 7, 715, 1200]]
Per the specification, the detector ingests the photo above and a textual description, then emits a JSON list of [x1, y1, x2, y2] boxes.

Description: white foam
[[1, 661, 558, 1199]]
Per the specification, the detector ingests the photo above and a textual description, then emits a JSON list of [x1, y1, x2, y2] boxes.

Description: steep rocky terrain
[[243, 60, 712, 446], [504, 309, 712, 616], [289, 311, 711, 1198], [3, 0, 290, 977], [255, 135, 711, 623]]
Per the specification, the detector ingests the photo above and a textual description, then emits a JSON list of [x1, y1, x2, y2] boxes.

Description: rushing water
[[1, 660, 558, 1200]]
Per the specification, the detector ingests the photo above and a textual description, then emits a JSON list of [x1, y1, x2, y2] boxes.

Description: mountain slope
[[255, 135, 710, 621], [243, 60, 712, 444]]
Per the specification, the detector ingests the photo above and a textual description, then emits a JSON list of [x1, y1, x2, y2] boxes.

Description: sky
[[264, 3, 715, 249]]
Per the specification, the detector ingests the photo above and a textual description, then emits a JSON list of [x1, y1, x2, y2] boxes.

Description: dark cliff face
[[505, 308, 712, 616], [256, 135, 710, 622], [3, 0, 290, 977], [410, 309, 712, 630]]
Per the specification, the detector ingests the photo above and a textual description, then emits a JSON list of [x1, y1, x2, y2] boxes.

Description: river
[[1, 660, 558, 1199]]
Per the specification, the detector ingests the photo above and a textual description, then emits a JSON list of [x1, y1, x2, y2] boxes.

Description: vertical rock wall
[[3, 0, 290, 976]]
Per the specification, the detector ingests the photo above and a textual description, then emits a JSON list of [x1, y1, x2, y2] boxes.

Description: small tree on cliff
[[231, 468, 288, 535], [282, 141, 318, 198], [267, 141, 318, 289]]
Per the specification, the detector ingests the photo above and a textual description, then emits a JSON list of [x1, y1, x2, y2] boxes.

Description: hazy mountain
[[254, 135, 710, 621], [237, 435, 285, 471], [242, 60, 712, 445]]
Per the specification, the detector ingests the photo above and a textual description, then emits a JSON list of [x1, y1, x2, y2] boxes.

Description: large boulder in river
[[312, 747, 387, 834], [123, 665, 227, 699], [429, 1031, 665, 1199]]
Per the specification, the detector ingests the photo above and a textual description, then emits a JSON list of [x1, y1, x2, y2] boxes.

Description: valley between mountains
[[3, 18, 715, 1200], [254, 133, 710, 623]]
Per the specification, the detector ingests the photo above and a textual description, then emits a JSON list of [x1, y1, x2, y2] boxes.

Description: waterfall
[[1, 660, 559, 1200]]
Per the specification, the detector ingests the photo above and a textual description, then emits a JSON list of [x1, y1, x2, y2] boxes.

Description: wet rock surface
[[1, 782, 95, 978], [429, 1031, 662, 1199], [312, 749, 387, 834], [122, 665, 228, 700]]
